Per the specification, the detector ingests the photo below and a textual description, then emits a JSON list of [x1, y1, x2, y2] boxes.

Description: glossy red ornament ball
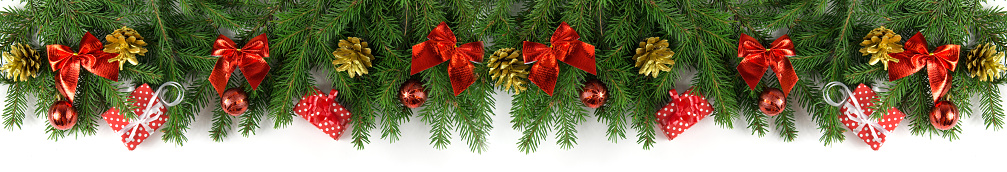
[[929, 101, 959, 130], [47, 101, 78, 130], [758, 88, 786, 116], [580, 80, 608, 108], [221, 88, 249, 116], [400, 80, 427, 108]]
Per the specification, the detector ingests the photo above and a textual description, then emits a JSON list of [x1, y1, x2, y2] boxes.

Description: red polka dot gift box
[[102, 84, 171, 151], [294, 88, 352, 140], [655, 88, 713, 140], [838, 84, 905, 151]]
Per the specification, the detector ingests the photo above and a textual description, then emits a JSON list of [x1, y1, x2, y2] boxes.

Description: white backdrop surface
[[1, 1, 1006, 171]]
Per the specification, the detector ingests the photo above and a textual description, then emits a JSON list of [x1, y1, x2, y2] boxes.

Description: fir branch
[[418, 64, 455, 149], [208, 109, 232, 142], [773, 108, 798, 142], [2, 82, 28, 130], [552, 64, 588, 149], [979, 83, 1004, 130]]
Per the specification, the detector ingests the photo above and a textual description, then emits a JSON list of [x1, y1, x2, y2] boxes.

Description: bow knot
[[887, 32, 959, 102], [209, 34, 271, 96], [47, 32, 121, 102], [668, 89, 702, 124], [523, 22, 597, 96], [411, 22, 484, 96], [737, 34, 798, 96]]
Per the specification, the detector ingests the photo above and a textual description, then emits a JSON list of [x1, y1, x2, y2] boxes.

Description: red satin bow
[[668, 89, 703, 125], [209, 34, 270, 96], [307, 89, 342, 125], [522, 22, 597, 96], [47, 32, 121, 102], [887, 32, 959, 102], [737, 34, 798, 96], [411, 22, 485, 96]]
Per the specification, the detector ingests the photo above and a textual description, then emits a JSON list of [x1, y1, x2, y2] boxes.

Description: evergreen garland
[[0, 0, 1005, 153]]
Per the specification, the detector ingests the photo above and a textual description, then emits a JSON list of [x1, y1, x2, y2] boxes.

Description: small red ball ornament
[[47, 101, 78, 130], [758, 88, 786, 116], [400, 80, 427, 108], [580, 80, 608, 108], [221, 88, 249, 116], [929, 101, 959, 130]]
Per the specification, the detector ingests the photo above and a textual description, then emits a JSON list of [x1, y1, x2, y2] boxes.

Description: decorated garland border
[[0, 0, 1004, 153]]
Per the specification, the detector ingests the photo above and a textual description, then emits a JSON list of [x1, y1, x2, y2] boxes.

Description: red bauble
[[221, 88, 249, 116], [929, 101, 959, 130], [580, 80, 608, 108], [47, 101, 78, 130], [400, 80, 427, 108], [758, 88, 786, 116]]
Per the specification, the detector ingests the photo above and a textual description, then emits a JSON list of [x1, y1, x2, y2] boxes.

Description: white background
[[2, 1, 1006, 171]]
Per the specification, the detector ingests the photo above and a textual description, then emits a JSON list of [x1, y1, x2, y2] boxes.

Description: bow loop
[[209, 34, 271, 96], [736, 34, 798, 96], [410, 22, 484, 96], [522, 22, 597, 96], [886, 32, 959, 102], [46, 32, 121, 102]]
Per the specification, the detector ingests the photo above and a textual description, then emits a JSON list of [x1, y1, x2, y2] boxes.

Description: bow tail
[[529, 60, 560, 96], [208, 59, 235, 96], [239, 55, 271, 91], [926, 64, 952, 102], [737, 55, 769, 90], [447, 58, 476, 96], [410, 41, 448, 75], [560, 42, 596, 75], [772, 57, 799, 96], [55, 67, 80, 102]]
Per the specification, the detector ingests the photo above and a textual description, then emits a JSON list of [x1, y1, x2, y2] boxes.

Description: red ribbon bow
[[656, 88, 713, 140], [411, 22, 485, 96], [209, 34, 271, 96], [522, 22, 597, 96], [737, 34, 798, 96], [47, 32, 121, 102], [887, 32, 959, 102]]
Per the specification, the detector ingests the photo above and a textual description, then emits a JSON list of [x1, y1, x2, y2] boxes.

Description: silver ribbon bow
[[115, 82, 184, 142], [822, 82, 890, 143]]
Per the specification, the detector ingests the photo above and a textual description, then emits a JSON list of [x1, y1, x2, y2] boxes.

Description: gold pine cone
[[859, 26, 904, 70], [634, 37, 675, 78], [966, 43, 1007, 81], [487, 48, 530, 94], [332, 37, 374, 78], [104, 26, 148, 70], [0, 43, 41, 82]]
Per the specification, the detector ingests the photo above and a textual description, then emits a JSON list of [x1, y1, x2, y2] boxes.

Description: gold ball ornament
[[965, 43, 1007, 82], [487, 48, 530, 94], [104, 26, 148, 70], [859, 26, 904, 70], [221, 88, 249, 116], [634, 37, 675, 78], [332, 37, 374, 78], [0, 43, 41, 82], [47, 101, 78, 130]]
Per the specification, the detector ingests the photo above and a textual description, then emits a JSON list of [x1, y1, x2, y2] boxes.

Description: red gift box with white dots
[[102, 84, 167, 151], [838, 84, 905, 151], [655, 89, 713, 140], [294, 89, 352, 140]]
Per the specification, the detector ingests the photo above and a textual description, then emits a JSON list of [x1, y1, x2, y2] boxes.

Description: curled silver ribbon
[[822, 82, 890, 143], [115, 82, 184, 142]]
